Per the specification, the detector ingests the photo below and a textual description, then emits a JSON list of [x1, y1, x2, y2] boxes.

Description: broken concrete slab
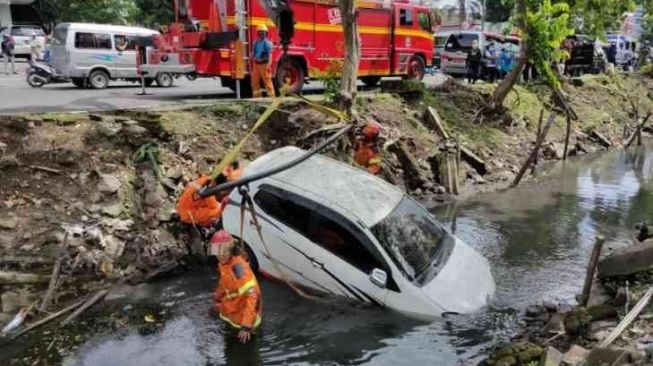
[[562, 345, 589, 366], [585, 347, 630, 366], [539, 346, 564, 366], [97, 174, 121, 195], [0, 215, 17, 230], [101, 201, 123, 218], [598, 239, 653, 278]]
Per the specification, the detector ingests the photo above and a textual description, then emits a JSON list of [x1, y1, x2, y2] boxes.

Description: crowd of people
[[465, 39, 517, 84]]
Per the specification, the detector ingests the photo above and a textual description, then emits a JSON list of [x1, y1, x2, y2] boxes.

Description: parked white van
[[48, 23, 172, 89], [222, 146, 496, 320]]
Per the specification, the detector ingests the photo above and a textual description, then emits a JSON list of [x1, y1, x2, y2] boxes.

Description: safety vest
[[176, 175, 222, 227], [214, 255, 262, 331], [354, 140, 382, 175]]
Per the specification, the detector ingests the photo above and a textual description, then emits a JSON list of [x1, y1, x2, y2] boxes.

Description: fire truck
[[141, 0, 436, 96]]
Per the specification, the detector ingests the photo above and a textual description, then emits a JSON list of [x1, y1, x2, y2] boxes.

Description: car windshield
[[445, 33, 479, 52], [371, 197, 455, 285]]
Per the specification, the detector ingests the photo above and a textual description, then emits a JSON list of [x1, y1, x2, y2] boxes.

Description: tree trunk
[[337, 0, 360, 118], [458, 0, 467, 23], [489, 0, 527, 109]]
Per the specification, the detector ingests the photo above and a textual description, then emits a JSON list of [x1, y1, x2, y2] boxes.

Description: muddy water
[[63, 146, 653, 366]]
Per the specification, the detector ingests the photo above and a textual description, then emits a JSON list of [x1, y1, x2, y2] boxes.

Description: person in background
[[484, 42, 499, 83], [2, 34, 16, 75], [251, 24, 276, 98], [497, 47, 514, 79], [43, 34, 52, 62], [466, 40, 482, 84], [30, 35, 42, 61], [211, 230, 262, 343]]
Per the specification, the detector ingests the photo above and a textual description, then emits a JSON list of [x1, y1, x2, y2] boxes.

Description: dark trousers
[[467, 62, 480, 84], [485, 66, 498, 83], [223, 325, 263, 366]]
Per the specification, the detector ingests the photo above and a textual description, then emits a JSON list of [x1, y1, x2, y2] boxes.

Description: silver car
[[1, 25, 45, 59]]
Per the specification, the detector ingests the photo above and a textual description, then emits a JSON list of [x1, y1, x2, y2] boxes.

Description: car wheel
[[275, 57, 305, 95], [155, 73, 174, 87], [88, 70, 110, 89], [405, 56, 426, 81]]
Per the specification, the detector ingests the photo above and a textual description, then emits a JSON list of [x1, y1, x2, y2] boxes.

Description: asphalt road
[[0, 59, 446, 114]]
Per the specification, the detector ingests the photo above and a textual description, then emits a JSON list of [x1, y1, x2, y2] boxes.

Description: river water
[[62, 146, 653, 366]]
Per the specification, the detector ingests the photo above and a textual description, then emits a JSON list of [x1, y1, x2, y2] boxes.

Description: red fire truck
[[142, 0, 436, 96]]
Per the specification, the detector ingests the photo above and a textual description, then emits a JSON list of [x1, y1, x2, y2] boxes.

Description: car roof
[[56, 23, 158, 36], [245, 146, 404, 227]]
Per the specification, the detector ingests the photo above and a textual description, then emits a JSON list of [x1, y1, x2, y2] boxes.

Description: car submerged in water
[[222, 147, 495, 320]]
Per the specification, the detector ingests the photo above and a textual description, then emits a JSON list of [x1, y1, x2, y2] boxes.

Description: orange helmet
[[362, 122, 381, 139]]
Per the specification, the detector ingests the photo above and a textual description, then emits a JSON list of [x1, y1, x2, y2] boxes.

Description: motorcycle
[[26, 61, 68, 88]]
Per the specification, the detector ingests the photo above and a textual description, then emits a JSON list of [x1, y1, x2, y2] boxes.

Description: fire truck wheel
[[275, 58, 305, 94], [406, 56, 426, 81], [88, 70, 110, 89], [155, 73, 174, 88], [361, 76, 381, 87]]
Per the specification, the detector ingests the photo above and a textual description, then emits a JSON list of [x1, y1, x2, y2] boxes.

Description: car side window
[[75, 32, 112, 49], [399, 9, 413, 27], [114, 35, 136, 51], [305, 208, 385, 275], [254, 189, 310, 233], [418, 12, 430, 32]]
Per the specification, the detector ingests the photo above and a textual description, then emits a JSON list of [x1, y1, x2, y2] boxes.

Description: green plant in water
[[313, 59, 343, 103]]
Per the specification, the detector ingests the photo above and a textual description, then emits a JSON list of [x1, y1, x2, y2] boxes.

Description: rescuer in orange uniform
[[176, 161, 243, 228], [352, 121, 383, 175], [251, 24, 276, 98], [211, 230, 262, 343]]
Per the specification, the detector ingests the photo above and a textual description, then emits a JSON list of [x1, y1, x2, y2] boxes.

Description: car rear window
[[11, 26, 44, 37], [445, 33, 479, 52]]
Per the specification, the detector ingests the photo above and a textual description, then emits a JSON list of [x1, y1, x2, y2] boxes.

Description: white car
[[222, 146, 495, 320], [0, 25, 46, 59]]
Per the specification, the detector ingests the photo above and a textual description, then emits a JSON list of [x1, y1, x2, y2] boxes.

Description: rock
[[0, 312, 12, 324], [587, 304, 618, 321], [89, 113, 104, 122], [123, 124, 150, 146], [101, 234, 125, 258], [0, 215, 17, 230], [526, 305, 543, 317], [157, 202, 176, 222], [542, 312, 564, 334], [544, 301, 558, 313], [540, 346, 564, 366], [564, 308, 591, 336], [97, 174, 121, 195], [585, 347, 630, 366], [587, 281, 611, 307], [101, 218, 134, 233], [543, 142, 566, 160], [562, 345, 589, 366], [102, 201, 123, 218], [144, 184, 167, 207], [1, 290, 35, 313], [165, 168, 183, 181], [597, 239, 653, 278], [486, 342, 543, 366], [161, 178, 178, 192]]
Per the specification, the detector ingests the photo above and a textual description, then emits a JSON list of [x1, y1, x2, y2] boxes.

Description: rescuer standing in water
[[212, 230, 262, 343], [251, 24, 276, 98]]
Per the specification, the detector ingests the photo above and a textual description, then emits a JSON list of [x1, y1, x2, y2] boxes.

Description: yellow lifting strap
[[209, 95, 348, 182]]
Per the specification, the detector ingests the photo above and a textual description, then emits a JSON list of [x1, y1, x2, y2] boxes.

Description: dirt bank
[[0, 73, 652, 364]]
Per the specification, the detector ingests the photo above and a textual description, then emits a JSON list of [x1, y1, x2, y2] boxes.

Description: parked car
[[0, 25, 46, 59], [222, 146, 496, 320], [48, 23, 171, 89], [433, 31, 454, 69], [440, 31, 520, 78], [565, 35, 607, 76]]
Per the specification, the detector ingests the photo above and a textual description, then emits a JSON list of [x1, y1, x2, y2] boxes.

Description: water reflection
[[65, 146, 653, 365]]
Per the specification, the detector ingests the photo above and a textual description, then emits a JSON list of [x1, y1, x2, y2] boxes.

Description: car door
[[249, 185, 343, 295], [113, 34, 138, 78], [72, 31, 113, 77], [303, 203, 391, 306]]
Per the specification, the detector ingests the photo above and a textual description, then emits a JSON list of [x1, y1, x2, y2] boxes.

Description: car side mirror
[[370, 268, 387, 289]]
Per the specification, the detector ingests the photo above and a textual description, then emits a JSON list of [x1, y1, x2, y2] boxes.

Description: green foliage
[[566, 0, 635, 39], [54, 0, 139, 24], [133, 0, 175, 28], [313, 60, 343, 104], [524, 0, 574, 89]]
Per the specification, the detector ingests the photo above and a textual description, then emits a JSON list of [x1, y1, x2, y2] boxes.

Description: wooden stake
[[532, 109, 544, 174], [39, 233, 68, 312], [0, 271, 50, 285], [625, 112, 651, 148], [61, 289, 108, 325], [580, 235, 605, 307], [513, 112, 556, 187], [11, 299, 86, 340], [563, 109, 571, 160]]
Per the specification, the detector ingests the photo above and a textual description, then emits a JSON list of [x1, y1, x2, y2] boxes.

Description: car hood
[[420, 239, 495, 314]]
